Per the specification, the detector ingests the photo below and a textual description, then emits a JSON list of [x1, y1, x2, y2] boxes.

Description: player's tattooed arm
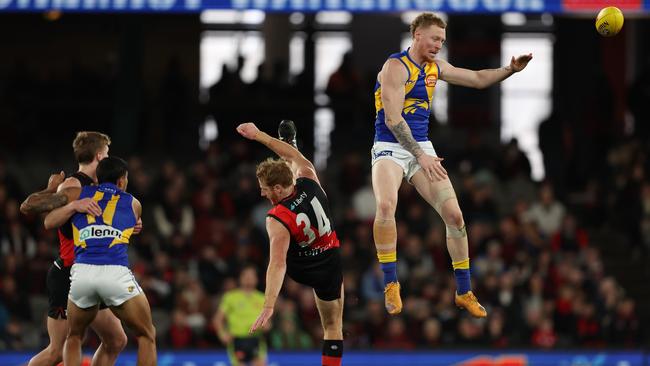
[[20, 171, 67, 215], [20, 191, 69, 215], [387, 119, 425, 158], [20, 185, 81, 216]]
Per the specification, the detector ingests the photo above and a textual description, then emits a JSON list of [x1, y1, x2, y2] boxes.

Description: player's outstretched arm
[[437, 53, 532, 89], [237, 123, 320, 184], [250, 217, 290, 334]]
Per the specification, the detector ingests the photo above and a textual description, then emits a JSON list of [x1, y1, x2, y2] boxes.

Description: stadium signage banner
[[1, 351, 649, 365], [0, 0, 647, 13]]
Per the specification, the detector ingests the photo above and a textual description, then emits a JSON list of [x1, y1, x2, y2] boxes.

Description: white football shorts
[[371, 141, 438, 182], [69, 263, 143, 309]]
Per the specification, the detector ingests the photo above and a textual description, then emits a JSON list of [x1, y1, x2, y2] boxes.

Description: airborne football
[[596, 6, 624, 37]]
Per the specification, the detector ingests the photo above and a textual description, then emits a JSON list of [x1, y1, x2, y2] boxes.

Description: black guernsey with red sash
[[266, 177, 342, 301]]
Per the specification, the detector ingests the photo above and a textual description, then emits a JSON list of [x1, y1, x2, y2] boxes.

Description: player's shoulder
[[58, 176, 82, 190], [296, 176, 318, 188], [297, 177, 328, 198], [267, 204, 293, 222], [433, 58, 451, 76], [381, 57, 410, 82]]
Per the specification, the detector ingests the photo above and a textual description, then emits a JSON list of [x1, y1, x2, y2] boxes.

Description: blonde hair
[[73, 131, 111, 164], [410, 12, 447, 36], [256, 158, 293, 188]]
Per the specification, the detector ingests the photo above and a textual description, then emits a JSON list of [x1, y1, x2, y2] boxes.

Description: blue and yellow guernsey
[[71, 183, 136, 267], [374, 48, 440, 143]]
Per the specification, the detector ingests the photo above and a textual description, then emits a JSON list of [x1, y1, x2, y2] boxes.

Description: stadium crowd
[[1, 48, 649, 352], [0, 130, 646, 351]]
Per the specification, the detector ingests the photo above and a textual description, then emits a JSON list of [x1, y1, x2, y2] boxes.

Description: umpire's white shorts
[[371, 141, 438, 182], [69, 263, 143, 309]]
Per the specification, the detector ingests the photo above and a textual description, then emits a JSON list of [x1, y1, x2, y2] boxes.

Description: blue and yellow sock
[[452, 258, 471, 295], [378, 251, 397, 286]]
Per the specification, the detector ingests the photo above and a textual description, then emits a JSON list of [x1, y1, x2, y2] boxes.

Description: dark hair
[[73, 131, 111, 164], [97, 156, 128, 184]]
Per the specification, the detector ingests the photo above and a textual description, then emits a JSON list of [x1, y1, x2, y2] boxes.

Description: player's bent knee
[[104, 330, 128, 353], [46, 346, 63, 362], [444, 209, 464, 229]]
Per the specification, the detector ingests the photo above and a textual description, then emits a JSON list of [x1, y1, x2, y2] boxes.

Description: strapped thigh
[[434, 186, 457, 213]]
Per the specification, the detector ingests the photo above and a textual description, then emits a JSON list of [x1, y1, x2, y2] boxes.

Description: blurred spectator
[[610, 298, 641, 347], [0, 277, 30, 322], [551, 214, 589, 253], [576, 303, 603, 347], [1, 121, 646, 352], [524, 182, 566, 237], [152, 178, 194, 241], [419, 318, 442, 348], [168, 310, 195, 349], [1, 199, 36, 260], [373, 318, 415, 350], [531, 318, 557, 349], [270, 315, 313, 350]]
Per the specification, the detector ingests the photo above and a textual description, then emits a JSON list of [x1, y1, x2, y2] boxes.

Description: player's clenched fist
[[237, 123, 260, 140]]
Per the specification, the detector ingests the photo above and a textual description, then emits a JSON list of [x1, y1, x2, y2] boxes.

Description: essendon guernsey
[[267, 178, 340, 261], [58, 171, 94, 266]]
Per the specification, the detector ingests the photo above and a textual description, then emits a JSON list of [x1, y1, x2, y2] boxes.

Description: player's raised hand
[[47, 171, 66, 192], [510, 53, 533, 72], [237, 123, 260, 140], [72, 198, 102, 216], [249, 306, 274, 334]]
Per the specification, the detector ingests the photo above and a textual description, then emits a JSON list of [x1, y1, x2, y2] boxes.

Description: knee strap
[[434, 187, 457, 212], [446, 224, 467, 238]]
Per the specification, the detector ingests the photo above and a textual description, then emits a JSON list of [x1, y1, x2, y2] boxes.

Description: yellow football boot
[[455, 291, 487, 318], [384, 282, 402, 315]]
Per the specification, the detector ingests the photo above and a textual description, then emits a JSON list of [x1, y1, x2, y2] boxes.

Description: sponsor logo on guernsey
[[298, 247, 327, 257], [425, 74, 437, 87], [290, 192, 308, 210], [79, 225, 124, 241]]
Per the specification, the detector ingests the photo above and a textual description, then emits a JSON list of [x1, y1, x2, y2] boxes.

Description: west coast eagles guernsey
[[71, 183, 137, 267], [374, 48, 440, 143]]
